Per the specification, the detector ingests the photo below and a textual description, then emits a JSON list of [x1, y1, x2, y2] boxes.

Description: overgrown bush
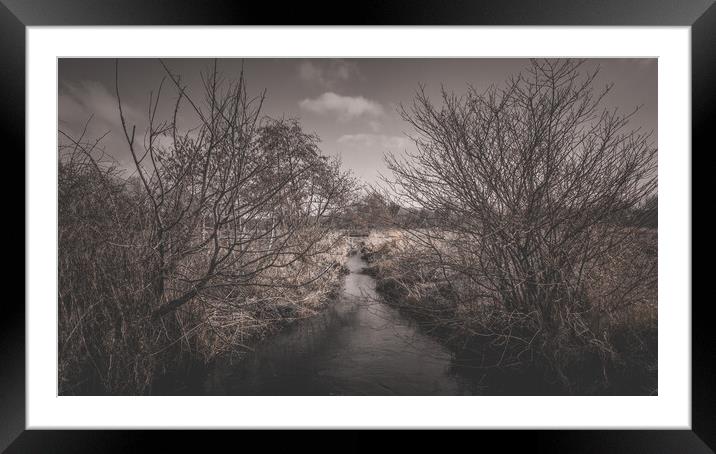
[[363, 232, 656, 394], [380, 59, 658, 393], [58, 61, 353, 394]]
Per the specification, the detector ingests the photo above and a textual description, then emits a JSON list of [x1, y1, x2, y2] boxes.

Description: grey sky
[[58, 58, 657, 185]]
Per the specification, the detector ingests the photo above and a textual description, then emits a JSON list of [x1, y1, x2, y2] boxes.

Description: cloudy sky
[[59, 58, 657, 185]]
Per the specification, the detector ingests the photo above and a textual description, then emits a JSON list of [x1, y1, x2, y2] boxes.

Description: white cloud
[[298, 60, 358, 88], [299, 92, 384, 121], [337, 134, 411, 152]]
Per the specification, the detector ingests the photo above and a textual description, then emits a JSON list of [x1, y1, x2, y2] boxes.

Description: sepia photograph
[[57, 57, 658, 397]]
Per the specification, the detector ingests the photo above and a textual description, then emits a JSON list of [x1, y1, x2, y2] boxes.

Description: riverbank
[[157, 251, 477, 395], [151, 239, 355, 395], [60, 231, 354, 396], [359, 229, 658, 395]]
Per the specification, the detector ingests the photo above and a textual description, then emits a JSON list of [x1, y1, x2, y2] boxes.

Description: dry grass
[[362, 228, 657, 394], [58, 158, 351, 395]]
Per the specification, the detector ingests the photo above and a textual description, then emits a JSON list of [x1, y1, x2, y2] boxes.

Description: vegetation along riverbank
[[58, 58, 658, 395]]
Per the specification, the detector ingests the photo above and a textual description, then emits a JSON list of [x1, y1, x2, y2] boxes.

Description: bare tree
[[115, 59, 352, 320], [57, 60, 353, 394], [385, 59, 657, 388]]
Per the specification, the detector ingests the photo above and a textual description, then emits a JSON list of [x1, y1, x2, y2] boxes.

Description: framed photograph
[[5, 0, 711, 451]]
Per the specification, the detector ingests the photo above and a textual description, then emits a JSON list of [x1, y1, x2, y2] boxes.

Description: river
[[196, 251, 478, 395]]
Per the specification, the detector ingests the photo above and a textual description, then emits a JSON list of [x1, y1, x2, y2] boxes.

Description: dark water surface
[[198, 253, 479, 395]]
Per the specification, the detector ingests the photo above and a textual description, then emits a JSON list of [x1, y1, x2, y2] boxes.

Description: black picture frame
[[3, 0, 711, 451]]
